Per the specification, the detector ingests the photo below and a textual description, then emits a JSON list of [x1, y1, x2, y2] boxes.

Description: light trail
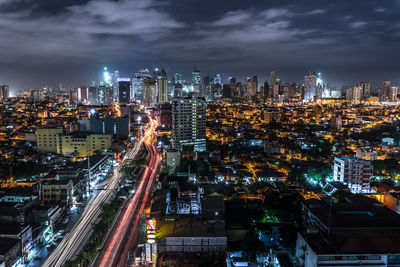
[[97, 117, 159, 267], [42, 119, 155, 267]]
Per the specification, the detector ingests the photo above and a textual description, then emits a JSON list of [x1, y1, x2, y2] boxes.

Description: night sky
[[0, 0, 399, 91]]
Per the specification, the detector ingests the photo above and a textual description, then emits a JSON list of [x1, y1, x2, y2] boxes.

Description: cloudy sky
[[0, 0, 399, 91]]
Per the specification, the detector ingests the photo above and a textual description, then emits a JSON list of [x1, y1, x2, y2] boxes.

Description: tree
[[242, 229, 265, 263]]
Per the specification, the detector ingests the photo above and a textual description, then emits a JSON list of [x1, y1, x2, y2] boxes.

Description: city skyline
[[1, 0, 400, 90]]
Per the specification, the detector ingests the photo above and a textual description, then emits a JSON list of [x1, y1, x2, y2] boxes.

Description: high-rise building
[[143, 77, 156, 107], [99, 82, 113, 105], [174, 73, 185, 84], [270, 70, 276, 89], [77, 87, 89, 103], [88, 86, 99, 105], [380, 81, 392, 102], [118, 78, 131, 103], [244, 78, 253, 100], [112, 70, 119, 101], [252, 76, 258, 96], [346, 85, 362, 103], [203, 76, 212, 100], [192, 66, 201, 94], [31, 90, 45, 102], [333, 156, 372, 193], [359, 82, 371, 99], [132, 68, 151, 102], [304, 71, 317, 102], [172, 94, 206, 152], [157, 78, 168, 104], [0, 85, 10, 101]]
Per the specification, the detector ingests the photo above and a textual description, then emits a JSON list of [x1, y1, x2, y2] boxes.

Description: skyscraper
[[132, 68, 151, 102], [118, 78, 131, 103], [143, 77, 156, 107], [270, 70, 276, 88], [192, 66, 201, 94], [172, 94, 206, 152], [359, 82, 371, 99], [99, 82, 113, 105], [304, 71, 317, 102], [77, 87, 89, 103], [380, 81, 397, 102], [252, 76, 258, 96], [88, 86, 99, 105], [0, 85, 10, 101], [157, 78, 168, 104], [112, 70, 119, 101]]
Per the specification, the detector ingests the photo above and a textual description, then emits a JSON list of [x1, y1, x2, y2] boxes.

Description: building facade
[[333, 156, 372, 193]]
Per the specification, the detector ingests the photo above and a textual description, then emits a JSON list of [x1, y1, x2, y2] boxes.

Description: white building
[[172, 94, 206, 152], [333, 156, 372, 193]]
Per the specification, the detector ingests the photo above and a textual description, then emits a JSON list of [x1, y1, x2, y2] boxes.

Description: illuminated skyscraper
[[270, 70, 276, 90], [192, 66, 201, 94], [244, 78, 252, 100], [157, 78, 168, 104], [359, 82, 371, 99], [304, 71, 317, 102], [99, 82, 113, 105], [379, 81, 397, 102], [132, 68, 151, 102], [88, 86, 99, 105], [112, 70, 119, 101], [0, 85, 10, 101], [77, 87, 89, 103], [143, 77, 156, 107], [252, 76, 258, 96], [172, 94, 206, 152]]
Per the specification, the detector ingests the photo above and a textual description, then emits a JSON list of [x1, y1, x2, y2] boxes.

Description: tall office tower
[[252, 76, 258, 96], [214, 74, 222, 85], [0, 85, 10, 101], [203, 76, 212, 100], [244, 78, 253, 100], [349, 85, 362, 103], [157, 78, 168, 104], [77, 87, 89, 103], [289, 82, 297, 98], [132, 68, 151, 102], [143, 77, 156, 107], [316, 72, 324, 99], [112, 70, 119, 101], [174, 73, 185, 84], [172, 94, 206, 152], [333, 156, 372, 193], [118, 78, 131, 103], [88, 86, 99, 105], [262, 81, 269, 97], [173, 83, 183, 98], [304, 71, 317, 102], [229, 77, 237, 97], [270, 70, 276, 89], [380, 81, 391, 102], [31, 90, 44, 102], [99, 82, 113, 105], [222, 84, 232, 99], [192, 66, 201, 93], [273, 80, 280, 98], [359, 82, 371, 99], [389, 87, 398, 102]]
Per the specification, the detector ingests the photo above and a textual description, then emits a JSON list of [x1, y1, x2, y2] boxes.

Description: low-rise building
[[356, 147, 378, 161], [41, 179, 74, 204]]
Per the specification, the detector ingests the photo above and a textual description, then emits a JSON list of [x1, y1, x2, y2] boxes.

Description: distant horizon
[[1, 0, 399, 92]]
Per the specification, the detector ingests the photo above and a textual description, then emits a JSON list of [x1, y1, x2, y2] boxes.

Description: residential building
[[118, 78, 131, 103], [172, 94, 206, 152], [333, 156, 372, 193], [41, 179, 74, 204], [356, 147, 378, 161]]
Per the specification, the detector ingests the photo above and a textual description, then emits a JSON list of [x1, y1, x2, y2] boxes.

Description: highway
[[96, 118, 160, 267], [42, 119, 155, 267]]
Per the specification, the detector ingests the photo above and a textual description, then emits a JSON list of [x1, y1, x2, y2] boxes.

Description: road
[[96, 119, 160, 267], [42, 119, 155, 267]]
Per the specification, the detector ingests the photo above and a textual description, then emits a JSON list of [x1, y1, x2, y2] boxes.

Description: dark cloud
[[0, 0, 399, 92]]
